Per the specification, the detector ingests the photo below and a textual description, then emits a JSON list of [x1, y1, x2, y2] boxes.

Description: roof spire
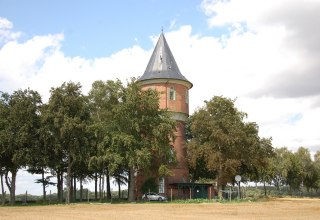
[[161, 26, 164, 34], [138, 32, 192, 87]]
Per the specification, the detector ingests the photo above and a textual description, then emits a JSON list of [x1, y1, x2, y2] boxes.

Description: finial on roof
[[161, 26, 163, 34]]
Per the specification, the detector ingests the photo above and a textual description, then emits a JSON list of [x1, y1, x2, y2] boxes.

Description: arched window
[[169, 87, 176, 100]]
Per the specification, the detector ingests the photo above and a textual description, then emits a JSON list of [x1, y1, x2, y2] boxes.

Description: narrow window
[[159, 177, 165, 194], [169, 87, 176, 100], [169, 146, 175, 163]]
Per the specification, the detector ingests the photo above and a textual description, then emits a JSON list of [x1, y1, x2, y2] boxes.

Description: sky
[[1, 0, 320, 195]]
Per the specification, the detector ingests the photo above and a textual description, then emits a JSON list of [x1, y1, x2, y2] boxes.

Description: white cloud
[[0, 31, 150, 102], [0, 17, 21, 45]]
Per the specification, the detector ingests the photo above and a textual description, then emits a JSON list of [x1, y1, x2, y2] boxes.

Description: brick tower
[[137, 32, 192, 198]]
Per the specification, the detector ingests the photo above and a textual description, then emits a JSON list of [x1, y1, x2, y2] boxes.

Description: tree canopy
[[187, 96, 274, 192]]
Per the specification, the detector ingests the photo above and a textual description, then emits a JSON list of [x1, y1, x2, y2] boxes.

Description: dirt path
[[0, 198, 319, 220]]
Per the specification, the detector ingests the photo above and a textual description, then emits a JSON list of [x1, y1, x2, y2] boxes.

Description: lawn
[[0, 197, 319, 220]]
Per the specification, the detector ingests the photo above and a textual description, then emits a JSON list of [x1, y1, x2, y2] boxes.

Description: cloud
[[0, 33, 64, 96], [0, 17, 22, 45], [200, 0, 320, 99], [0, 28, 150, 102]]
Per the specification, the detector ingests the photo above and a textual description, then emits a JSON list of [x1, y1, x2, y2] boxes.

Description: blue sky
[[1, 0, 320, 195], [1, 0, 212, 58]]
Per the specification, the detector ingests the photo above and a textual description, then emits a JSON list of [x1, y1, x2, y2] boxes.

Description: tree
[[295, 147, 312, 189], [111, 79, 176, 202], [112, 169, 128, 199], [250, 138, 275, 196], [187, 96, 272, 194], [312, 151, 320, 191], [26, 103, 57, 202], [88, 80, 124, 201], [45, 82, 90, 204], [0, 89, 42, 205]]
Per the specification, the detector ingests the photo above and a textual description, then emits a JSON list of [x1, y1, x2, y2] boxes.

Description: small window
[[169, 87, 176, 100], [185, 90, 189, 104], [169, 146, 175, 163], [159, 177, 165, 194]]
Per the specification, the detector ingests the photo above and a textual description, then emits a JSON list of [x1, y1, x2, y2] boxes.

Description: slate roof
[[139, 33, 192, 86]]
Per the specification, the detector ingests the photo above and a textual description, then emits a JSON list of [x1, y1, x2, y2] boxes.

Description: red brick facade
[[136, 81, 191, 199]]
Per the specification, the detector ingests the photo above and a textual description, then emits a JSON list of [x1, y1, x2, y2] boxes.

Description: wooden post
[[88, 190, 90, 203], [229, 188, 231, 202], [209, 187, 212, 200], [25, 190, 27, 204], [49, 190, 51, 204], [170, 188, 172, 202], [189, 187, 191, 200]]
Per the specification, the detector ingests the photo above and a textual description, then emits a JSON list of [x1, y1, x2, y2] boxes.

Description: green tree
[[286, 153, 303, 193], [269, 147, 292, 192], [0, 92, 10, 204], [187, 96, 271, 194], [295, 147, 312, 189], [251, 138, 275, 196], [312, 151, 320, 191], [45, 82, 90, 204], [0, 89, 42, 205], [26, 103, 57, 202], [88, 80, 124, 201], [112, 79, 176, 202]]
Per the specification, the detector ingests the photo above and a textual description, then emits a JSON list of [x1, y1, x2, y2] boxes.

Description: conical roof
[[139, 33, 192, 87]]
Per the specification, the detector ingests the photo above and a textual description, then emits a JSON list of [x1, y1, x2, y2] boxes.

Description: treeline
[[0, 79, 176, 205], [186, 96, 320, 196], [1, 80, 319, 205]]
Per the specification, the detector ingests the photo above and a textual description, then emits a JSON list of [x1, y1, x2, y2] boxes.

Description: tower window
[[169, 87, 176, 100], [169, 146, 175, 163], [159, 177, 165, 194]]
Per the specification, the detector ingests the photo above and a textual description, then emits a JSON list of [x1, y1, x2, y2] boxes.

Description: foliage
[[0, 89, 42, 204], [88, 80, 124, 200], [45, 82, 90, 204], [187, 96, 274, 192], [111, 79, 176, 202], [141, 177, 158, 193]]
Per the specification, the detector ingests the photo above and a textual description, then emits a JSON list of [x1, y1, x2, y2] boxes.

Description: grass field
[[0, 198, 319, 220]]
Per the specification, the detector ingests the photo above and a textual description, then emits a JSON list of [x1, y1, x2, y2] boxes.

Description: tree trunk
[[118, 180, 121, 199], [60, 170, 64, 203], [73, 176, 77, 202], [106, 168, 111, 200], [80, 178, 83, 202], [57, 169, 61, 202], [128, 167, 135, 202], [1, 174, 5, 205], [66, 157, 72, 204], [6, 169, 17, 205], [217, 164, 222, 199], [70, 175, 73, 203], [94, 173, 98, 200], [42, 170, 46, 202], [100, 174, 104, 202], [263, 181, 267, 196]]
